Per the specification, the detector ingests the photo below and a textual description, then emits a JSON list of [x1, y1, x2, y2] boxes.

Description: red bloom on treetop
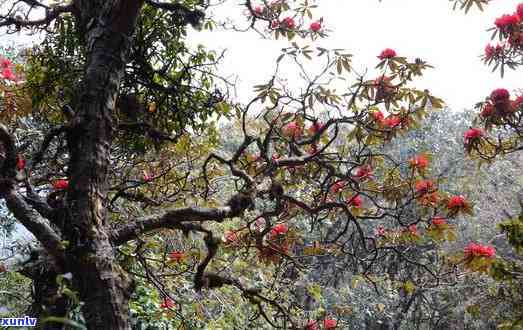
[[464, 242, 495, 258], [371, 110, 385, 122], [309, 21, 321, 32], [347, 194, 362, 208], [323, 318, 337, 329], [448, 195, 467, 209], [254, 5, 263, 15], [517, 3, 523, 18], [305, 320, 319, 330], [480, 103, 494, 117], [53, 179, 69, 190], [490, 88, 510, 102], [378, 48, 397, 60], [409, 154, 429, 169], [431, 216, 447, 227], [383, 115, 401, 128], [463, 128, 484, 143], [494, 14, 520, 31], [330, 180, 346, 193], [484, 43, 504, 60], [354, 165, 373, 180], [1, 68, 16, 81], [160, 297, 175, 309], [270, 223, 288, 237], [0, 57, 11, 69], [168, 250, 185, 262], [282, 121, 302, 138], [415, 179, 435, 195], [281, 17, 296, 29], [512, 94, 523, 109], [16, 155, 26, 171]]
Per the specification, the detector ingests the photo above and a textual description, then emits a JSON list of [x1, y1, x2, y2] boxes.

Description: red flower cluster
[[371, 110, 385, 122], [282, 121, 302, 138], [415, 179, 435, 195], [160, 297, 175, 309], [447, 195, 467, 209], [254, 5, 264, 15], [518, 3, 523, 18], [16, 154, 26, 171], [512, 94, 523, 109], [354, 165, 373, 180], [378, 48, 397, 60], [409, 154, 429, 169], [463, 128, 484, 144], [484, 43, 504, 61], [310, 21, 322, 32], [346, 194, 362, 208], [494, 13, 520, 31], [323, 318, 337, 329], [281, 17, 296, 29], [0, 56, 16, 81], [464, 242, 495, 258], [270, 223, 289, 237], [480, 103, 494, 117], [383, 115, 401, 128], [305, 320, 319, 330], [52, 179, 69, 190], [168, 250, 185, 262], [431, 216, 447, 227]]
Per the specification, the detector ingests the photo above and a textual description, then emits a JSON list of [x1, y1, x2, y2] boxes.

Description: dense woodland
[[0, 0, 522, 329]]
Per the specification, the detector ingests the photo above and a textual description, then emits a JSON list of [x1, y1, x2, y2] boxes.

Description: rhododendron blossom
[[464, 242, 495, 258], [512, 94, 523, 109], [409, 154, 429, 169], [282, 121, 302, 138], [377, 48, 397, 60], [518, 3, 523, 18], [281, 17, 296, 29], [254, 5, 263, 15], [448, 195, 467, 209], [494, 14, 520, 31], [16, 155, 26, 171], [53, 179, 69, 190], [354, 165, 373, 180], [1, 67, 16, 81], [371, 110, 385, 122], [271, 19, 279, 29], [160, 297, 175, 309], [168, 251, 185, 262], [480, 103, 494, 117], [415, 180, 435, 195], [484, 43, 504, 60], [347, 194, 362, 208], [0, 57, 11, 69], [383, 115, 401, 128], [431, 216, 447, 227], [323, 318, 337, 329], [463, 128, 484, 143], [309, 21, 321, 32], [270, 223, 288, 237]]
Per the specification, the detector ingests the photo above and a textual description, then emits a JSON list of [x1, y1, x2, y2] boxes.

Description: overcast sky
[[189, 0, 521, 110]]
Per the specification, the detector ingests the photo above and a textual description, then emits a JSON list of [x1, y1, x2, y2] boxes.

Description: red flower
[[354, 165, 373, 180], [323, 318, 337, 329], [281, 17, 296, 29], [464, 242, 495, 258], [347, 194, 362, 208], [308, 121, 324, 134], [371, 110, 385, 122], [1, 68, 16, 81], [415, 180, 435, 195], [409, 154, 429, 169], [271, 19, 279, 29], [518, 3, 523, 18], [378, 48, 397, 60], [270, 223, 288, 237], [168, 250, 185, 262], [282, 121, 302, 138], [463, 128, 484, 143], [305, 320, 319, 330], [330, 180, 346, 193], [254, 5, 263, 15], [160, 297, 175, 309], [495, 14, 520, 31], [447, 195, 467, 209], [16, 155, 26, 171], [224, 231, 238, 244], [484, 43, 504, 60], [309, 21, 322, 32], [480, 103, 494, 117], [490, 88, 510, 102], [52, 179, 69, 190], [0, 57, 11, 69], [383, 115, 401, 128], [431, 216, 447, 227]]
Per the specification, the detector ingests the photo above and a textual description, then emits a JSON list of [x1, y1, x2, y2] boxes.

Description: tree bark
[[62, 1, 142, 328]]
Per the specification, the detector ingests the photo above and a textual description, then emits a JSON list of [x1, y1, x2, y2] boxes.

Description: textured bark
[[61, 1, 142, 328]]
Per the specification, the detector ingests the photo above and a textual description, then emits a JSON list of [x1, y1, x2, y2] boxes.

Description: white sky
[[189, 0, 522, 110]]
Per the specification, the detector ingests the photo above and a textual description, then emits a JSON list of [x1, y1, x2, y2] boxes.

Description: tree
[[0, 0, 520, 329]]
